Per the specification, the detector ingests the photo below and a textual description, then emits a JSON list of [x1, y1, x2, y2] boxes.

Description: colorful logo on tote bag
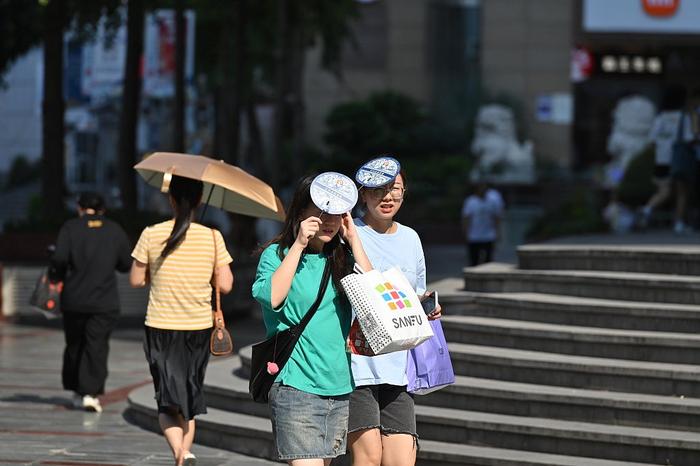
[[375, 282, 412, 310], [374, 281, 423, 329]]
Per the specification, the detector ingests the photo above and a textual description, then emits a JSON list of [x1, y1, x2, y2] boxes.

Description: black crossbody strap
[[293, 257, 333, 335]]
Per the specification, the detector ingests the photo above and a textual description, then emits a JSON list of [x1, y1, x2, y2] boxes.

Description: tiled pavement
[[0, 318, 277, 466]]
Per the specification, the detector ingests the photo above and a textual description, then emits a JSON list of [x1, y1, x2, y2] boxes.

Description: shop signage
[[584, 0, 700, 34], [641, 0, 680, 17], [571, 46, 594, 82]]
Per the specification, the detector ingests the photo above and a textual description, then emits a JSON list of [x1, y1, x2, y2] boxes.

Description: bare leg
[[159, 411, 185, 464], [646, 179, 672, 212], [381, 433, 417, 466], [181, 419, 196, 459], [348, 428, 382, 466], [288, 459, 329, 466]]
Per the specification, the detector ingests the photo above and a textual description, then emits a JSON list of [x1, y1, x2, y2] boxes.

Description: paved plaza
[[0, 317, 277, 466]]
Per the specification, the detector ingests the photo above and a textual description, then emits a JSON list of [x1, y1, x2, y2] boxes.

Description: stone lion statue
[[470, 104, 535, 184], [605, 95, 655, 187]]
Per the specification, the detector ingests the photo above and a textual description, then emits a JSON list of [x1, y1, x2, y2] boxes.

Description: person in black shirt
[[50, 192, 132, 412]]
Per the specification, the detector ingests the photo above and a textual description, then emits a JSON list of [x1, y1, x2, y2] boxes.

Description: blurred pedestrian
[[347, 163, 442, 466], [461, 182, 504, 266], [639, 86, 694, 233], [49, 192, 132, 413], [252, 175, 372, 466], [130, 175, 234, 466]]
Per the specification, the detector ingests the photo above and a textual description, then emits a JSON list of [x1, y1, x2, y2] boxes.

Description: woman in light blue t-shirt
[[252, 175, 372, 466], [348, 167, 442, 466]]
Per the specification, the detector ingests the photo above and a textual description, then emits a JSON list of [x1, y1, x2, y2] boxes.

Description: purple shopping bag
[[406, 319, 455, 395]]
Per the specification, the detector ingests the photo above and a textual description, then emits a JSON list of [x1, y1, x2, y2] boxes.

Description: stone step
[[440, 291, 700, 332], [416, 405, 700, 465], [239, 343, 700, 397], [441, 315, 700, 364], [518, 245, 700, 276], [128, 358, 660, 466], [193, 357, 700, 465], [448, 342, 700, 397], [236, 347, 700, 429], [420, 375, 700, 432], [462, 263, 700, 305]]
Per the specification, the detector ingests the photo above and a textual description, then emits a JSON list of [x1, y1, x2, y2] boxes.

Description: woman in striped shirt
[[130, 175, 233, 466]]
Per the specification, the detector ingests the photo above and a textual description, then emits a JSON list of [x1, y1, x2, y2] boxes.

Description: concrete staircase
[[128, 244, 700, 465]]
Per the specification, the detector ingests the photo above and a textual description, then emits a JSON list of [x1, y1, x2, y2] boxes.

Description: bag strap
[[293, 256, 333, 335], [676, 111, 686, 141], [211, 229, 224, 329]]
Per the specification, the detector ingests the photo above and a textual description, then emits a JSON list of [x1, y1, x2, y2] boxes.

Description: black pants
[[467, 241, 494, 266], [62, 310, 119, 396]]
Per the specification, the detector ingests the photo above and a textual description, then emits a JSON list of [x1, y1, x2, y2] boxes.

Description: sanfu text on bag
[[341, 267, 433, 355]]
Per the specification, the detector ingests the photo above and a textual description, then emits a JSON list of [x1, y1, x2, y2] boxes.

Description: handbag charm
[[266, 335, 280, 375]]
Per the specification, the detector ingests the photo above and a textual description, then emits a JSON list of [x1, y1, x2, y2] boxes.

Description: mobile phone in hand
[[420, 291, 438, 315]]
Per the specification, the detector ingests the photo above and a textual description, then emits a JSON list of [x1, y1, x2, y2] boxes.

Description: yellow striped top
[[132, 220, 233, 330]]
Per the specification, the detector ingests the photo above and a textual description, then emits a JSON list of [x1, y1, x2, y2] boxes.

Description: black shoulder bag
[[249, 258, 332, 403]]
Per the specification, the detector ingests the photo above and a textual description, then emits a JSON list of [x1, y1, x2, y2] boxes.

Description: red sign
[[571, 46, 594, 82], [641, 0, 680, 17]]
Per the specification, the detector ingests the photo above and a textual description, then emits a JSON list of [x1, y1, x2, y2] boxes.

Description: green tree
[[0, 0, 42, 81], [270, 0, 358, 188]]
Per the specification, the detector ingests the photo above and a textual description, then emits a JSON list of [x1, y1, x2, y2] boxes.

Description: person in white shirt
[[640, 86, 694, 233], [461, 182, 504, 266], [348, 163, 442, 466]]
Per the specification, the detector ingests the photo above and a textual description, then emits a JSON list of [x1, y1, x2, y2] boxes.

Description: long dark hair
[[161, 175, 204, 258], [267, 175, 353, 294]]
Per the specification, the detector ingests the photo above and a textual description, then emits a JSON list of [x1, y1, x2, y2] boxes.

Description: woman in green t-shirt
[[252, 175, 372, 465]]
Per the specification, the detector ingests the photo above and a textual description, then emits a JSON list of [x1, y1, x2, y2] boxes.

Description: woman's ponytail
[[161, 176, 204, 258]]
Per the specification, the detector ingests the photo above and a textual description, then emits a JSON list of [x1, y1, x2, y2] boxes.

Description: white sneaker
[[182, 452, 197, 466], [82, 395, 103, 413]]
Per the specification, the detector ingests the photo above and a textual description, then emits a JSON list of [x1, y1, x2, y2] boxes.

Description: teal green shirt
[[251, 244, 353, 396]]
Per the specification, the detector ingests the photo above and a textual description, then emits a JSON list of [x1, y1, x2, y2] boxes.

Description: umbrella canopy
[[134, 152, 285, 221]]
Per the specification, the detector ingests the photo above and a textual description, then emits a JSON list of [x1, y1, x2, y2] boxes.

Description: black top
[[49, 214, 132, 313]]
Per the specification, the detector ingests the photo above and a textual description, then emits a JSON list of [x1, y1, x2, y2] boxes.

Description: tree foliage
[[0, 0, 42, 80]]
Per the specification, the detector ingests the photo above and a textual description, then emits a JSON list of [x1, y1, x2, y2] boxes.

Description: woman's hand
[[294, 216, 322, 248], [420, 291, 442, 320], [427, 303, 442, 320], [340, 212, 358, 245]]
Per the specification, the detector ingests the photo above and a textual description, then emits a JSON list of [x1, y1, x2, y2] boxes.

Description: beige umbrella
[[134, 152, 285, 221]]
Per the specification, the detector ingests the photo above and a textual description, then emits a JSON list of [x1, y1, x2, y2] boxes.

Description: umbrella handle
[[199, 183, 215, 223], [161, 168, 175, 193]]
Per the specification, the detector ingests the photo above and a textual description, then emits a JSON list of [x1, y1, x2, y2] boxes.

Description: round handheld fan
[[355, 156, 401, 188], [310, 172, 358, 214]]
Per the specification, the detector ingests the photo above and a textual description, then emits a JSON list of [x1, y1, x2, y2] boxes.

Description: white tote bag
[[341, 267, 433, 355]]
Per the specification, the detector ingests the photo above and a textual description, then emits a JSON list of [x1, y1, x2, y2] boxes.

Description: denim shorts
[[268, 383, 350, 460], [348, 384, 417, 438]]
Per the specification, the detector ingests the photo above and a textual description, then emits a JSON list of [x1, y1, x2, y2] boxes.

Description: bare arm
[[129, 259, 148, 287], [341, 213, 373, 272], [212, 264, 234, 295], [270, 216, 321, 308]]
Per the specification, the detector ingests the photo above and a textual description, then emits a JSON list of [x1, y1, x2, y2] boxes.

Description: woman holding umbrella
[[130, 174, 233, 466]]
